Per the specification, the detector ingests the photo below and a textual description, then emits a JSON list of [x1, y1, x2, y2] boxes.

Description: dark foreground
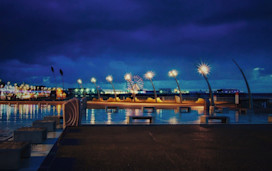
[[40, 125, 272, 171]]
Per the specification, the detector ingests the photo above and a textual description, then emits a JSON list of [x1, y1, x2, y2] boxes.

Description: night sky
[[1, 0, 272, 92]]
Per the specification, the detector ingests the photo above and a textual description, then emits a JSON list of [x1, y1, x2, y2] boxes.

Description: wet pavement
[[40, 124, 272, 171]]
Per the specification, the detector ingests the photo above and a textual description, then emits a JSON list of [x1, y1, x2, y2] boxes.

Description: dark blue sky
[[1, 0, 272, 92]]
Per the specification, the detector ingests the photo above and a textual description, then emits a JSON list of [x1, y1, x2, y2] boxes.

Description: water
[[0, 104, 270, 133], [81, 107, 269, 125], [0, 104, 63, 132]]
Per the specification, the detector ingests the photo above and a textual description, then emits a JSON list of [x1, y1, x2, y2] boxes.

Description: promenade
[[40, 124, 272, 170], [87, 101, 234, 109]]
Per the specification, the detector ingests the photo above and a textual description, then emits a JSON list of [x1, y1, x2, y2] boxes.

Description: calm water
[[81, 107, 269, 124], [0, 104, 270, 132], [0, 104, 62, 132]]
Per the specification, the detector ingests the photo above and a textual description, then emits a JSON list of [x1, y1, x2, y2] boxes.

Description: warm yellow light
[[77, 79, 82, 84], [198, 63, 210, 75], [145, 71, 154, 79], [124, 73, 132, 81], [106, 75, 113, 82], [168, 69, 178, 77], [91, 77, 96, 83]]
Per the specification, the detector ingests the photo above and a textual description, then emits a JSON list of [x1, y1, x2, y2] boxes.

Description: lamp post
[[77, 79, 83, 88], [91, 77, 101, 100], [198, 63, 215, 107], [125, 73, 136, 102], [145, 71, 157, 103], [106, 75, 117, 101], [77, 78, 84, 97], [232, 59, 253, 110], [60, 69, 64, 90], [169, 69, 183, 103]]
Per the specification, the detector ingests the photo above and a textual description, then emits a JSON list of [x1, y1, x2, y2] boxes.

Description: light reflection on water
[[82, 108, 269, 125], [1, 104, 270, 131], [0, 104, 63, 131]]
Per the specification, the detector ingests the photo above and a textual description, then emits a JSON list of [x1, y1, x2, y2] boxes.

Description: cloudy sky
[[1, 0, 272, 92]]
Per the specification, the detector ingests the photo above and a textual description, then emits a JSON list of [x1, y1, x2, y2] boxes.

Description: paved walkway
[[40, 125, 272, 170], [87, 101, 234, 109]]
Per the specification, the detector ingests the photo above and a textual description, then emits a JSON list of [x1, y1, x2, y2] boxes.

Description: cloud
[[0, 0, 272, 92], [253, 67, 264, 71]]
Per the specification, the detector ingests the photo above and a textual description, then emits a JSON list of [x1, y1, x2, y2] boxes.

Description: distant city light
[[198, 63, 210, 75], [168, 69, 178, 77], [145, 71, 155, 80], [91, 77, 96, 83], [106, 75, 113, 82], [124, 73, 132, 81]]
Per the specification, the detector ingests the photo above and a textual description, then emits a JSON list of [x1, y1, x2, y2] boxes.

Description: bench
[[33, 120, 56, 132], [129, 116, 153, 123], [179, 107, 191, 113], [14, 127, 47, 144], [0, 142, 31, 170], [200, 115, 229, 124], [143, 107, 156, 113], [105, 106, 119, 113]]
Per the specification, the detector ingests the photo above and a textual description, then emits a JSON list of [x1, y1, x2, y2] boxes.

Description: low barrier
[[63, 98, 81, 127]]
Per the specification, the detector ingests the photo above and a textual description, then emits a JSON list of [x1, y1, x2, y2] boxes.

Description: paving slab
[[40, 124, 272, 171]]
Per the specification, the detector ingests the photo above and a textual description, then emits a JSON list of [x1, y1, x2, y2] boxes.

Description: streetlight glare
[[124, 73, 132, 81], [106, 75, 113, 82], [145, 71, 155, 80], [77, 79, 82, 84], [198, 63, 210, 75], [168, 69, 178, 77], [91, 77, 96, 83]]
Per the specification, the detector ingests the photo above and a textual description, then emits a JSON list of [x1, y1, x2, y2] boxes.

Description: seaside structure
[[144, 71, 157, 102], [124, 73, 136, 102], [169, 69, 183, 103], [106, 75, 117, 100], [233, 59, 253, 110], [91, 77, 101, 100]]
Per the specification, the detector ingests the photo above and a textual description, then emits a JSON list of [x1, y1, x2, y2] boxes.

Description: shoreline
[[0, 100, 235, 109], [0, 100, 65, 105]]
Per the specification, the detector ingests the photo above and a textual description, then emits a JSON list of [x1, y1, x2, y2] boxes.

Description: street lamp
[[232, 59, 253, 110], [91, 77, 101, 100], [169, 69, 183, 103], [77, 79, 83, 88], [106, 75, 117, 101], [77, 78, 85, 97], [125, 73, 136, 102], [198, 63, 215, 107], [145, 71, 157, 103]]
